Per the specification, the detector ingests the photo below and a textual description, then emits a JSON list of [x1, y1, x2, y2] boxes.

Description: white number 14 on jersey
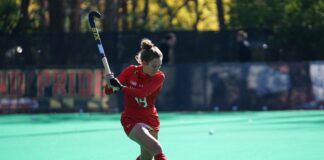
[[134, 97, 148, 108]]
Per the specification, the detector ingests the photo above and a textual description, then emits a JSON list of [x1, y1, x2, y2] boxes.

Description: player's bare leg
[[129, 123, 167, 160], [140, 146, 152, 160], [138, 130, 158, 160]]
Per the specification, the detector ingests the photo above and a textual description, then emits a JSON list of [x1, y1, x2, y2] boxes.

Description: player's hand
[[110, 78, 125, 90], [104, 73, 115, 88], [105, 73, 115, 83], [104, 73, 120, 93]]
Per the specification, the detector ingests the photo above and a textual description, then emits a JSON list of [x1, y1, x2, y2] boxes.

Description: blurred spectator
[[209, 73, 226, 109], [236, 30, 252, 62], [159, 33, 177, 64], [236, 31, 252, 110]]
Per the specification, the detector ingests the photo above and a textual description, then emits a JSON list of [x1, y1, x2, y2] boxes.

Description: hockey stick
[[88, 11, 112, 75], [88, 11, 119, 92]]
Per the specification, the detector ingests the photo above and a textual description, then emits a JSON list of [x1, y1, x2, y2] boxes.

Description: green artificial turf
[[1, 110, 324, 160]]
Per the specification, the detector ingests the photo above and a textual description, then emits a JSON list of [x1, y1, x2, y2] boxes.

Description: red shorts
[[121, 115, 160, 135]]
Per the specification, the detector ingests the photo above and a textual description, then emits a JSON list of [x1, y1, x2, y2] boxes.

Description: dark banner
[[0, 68, 119, 113], [158, 62, 317, 111], [0, 62, 323, 113]]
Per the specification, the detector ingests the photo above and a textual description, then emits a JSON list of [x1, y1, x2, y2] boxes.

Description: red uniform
[[105, 65, 165, 135]]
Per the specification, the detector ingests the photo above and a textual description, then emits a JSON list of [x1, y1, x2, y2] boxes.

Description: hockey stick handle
[[88, 11, 112, 74]]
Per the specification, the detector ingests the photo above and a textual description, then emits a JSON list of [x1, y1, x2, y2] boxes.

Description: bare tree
[[121, 0, 128, 31], [141, 0, 149, 30], [192, 0, 201, 31], [103, 0, 118, 32], [130, 0, 149, 31], [49, 0, 65, 32], [69, 0, 81, 32], [131, 0, 138, 29], [37, 0, 49, 30], [158, 0, 190, 29], [13, 0, 30, 34], [216, 0, 226, 31]]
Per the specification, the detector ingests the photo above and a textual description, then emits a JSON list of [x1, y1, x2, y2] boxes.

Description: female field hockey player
[[104, 38, 168, 160]]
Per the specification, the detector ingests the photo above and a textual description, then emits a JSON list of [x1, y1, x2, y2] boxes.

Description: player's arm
[[110, 74, 164, 98]]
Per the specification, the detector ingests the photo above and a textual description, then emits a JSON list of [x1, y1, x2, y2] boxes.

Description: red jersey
[[105, 65, 165, 123]]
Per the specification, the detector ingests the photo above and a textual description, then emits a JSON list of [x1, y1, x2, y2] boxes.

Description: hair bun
[[140, 38, 154, 50]]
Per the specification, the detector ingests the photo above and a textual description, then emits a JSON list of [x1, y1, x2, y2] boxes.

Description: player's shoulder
[[123, 65, 142, 76], [125, 65, 137, 70], [124, 65, 138, 72], [128, 65, 144, 70]]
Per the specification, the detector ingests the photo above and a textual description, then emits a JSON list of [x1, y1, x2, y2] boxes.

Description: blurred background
[[1, 0, 324, 113]]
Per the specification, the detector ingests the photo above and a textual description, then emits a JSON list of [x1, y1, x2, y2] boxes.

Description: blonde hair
[[135, 38, 163, 64]]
